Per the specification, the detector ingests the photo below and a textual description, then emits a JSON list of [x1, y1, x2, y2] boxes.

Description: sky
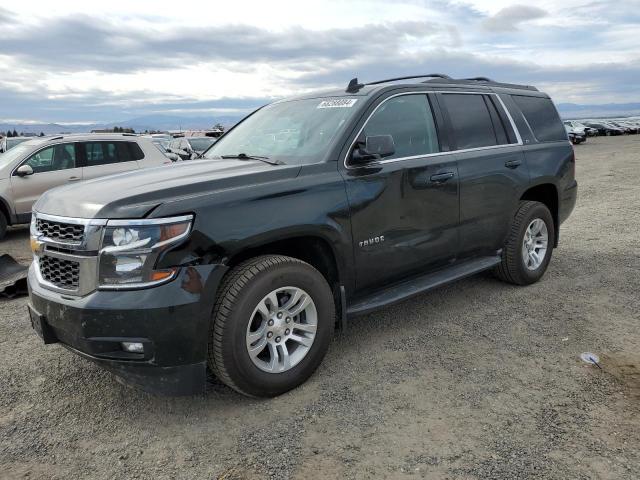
[[0, 0, 639, 124]]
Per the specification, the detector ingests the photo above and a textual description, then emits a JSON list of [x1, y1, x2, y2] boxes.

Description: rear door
[[437, 92, 528, 258], [80, 141, 140, 180], [10, 143, 83, 216], [342, 92, 460, 291]]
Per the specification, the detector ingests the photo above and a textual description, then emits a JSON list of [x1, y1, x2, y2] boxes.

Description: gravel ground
[[1, 135, 639, 480]]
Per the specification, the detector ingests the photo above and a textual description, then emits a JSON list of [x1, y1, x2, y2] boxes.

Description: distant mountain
[[103, 114, 243, 132], [557, 103, 640, 119], [0, 114, 243, 136]]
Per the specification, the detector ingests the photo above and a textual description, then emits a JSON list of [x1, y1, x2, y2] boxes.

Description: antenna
[[346, 78, 365, 93]]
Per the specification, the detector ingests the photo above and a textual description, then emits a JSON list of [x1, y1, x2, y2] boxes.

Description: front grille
[[39, 256, 80, 290], [36, 218, 85, 243]]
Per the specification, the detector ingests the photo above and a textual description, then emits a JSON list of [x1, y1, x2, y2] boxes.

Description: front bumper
[[28, 263, 227, 395]]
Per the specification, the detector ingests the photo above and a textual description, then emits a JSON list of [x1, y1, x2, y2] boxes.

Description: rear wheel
[[208, 255, 335, 397], [494, 201, 555, 285], [0, 211, 7, 241]]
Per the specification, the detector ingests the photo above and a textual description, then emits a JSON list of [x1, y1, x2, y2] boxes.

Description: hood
[[34, 159, 300, 219]]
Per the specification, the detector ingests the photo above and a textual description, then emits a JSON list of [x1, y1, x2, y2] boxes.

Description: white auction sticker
[[317, 99, 358, 109]]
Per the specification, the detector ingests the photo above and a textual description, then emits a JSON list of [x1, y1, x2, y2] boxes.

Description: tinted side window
[[127, 142, 145, 160], [84, 142, 137, 166], [24, 144, 77, 173], [511, 95, 566, 142], [441, 93, 498, 150], [363, 94, 439, 160]]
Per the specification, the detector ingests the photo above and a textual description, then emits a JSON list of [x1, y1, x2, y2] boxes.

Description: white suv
[[0, 134, 172, 239]]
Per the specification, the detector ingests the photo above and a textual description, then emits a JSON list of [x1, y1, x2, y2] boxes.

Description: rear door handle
[[430, 172, 455, 183], [505, 159, 522, 169], [68, 176, 81, 182]]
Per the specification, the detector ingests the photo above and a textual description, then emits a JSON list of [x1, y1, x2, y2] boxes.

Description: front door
[[10, 143, 83, 216], [342, 93, 460, 292]]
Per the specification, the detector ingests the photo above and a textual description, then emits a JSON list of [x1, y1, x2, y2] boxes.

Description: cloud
[[0, 15, 459, 74], [482, 5, 548, 32], [0, 6, 15, 24], [0, 1, 639, 123]]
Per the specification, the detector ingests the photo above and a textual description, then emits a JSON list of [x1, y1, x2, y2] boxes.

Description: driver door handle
[[430, 172, 455, 183], [505, 159, 522, 169], [68, 176, 81, 182]]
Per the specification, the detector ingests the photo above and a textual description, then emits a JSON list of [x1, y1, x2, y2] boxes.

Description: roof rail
[[346, 74, 452, 93], [367, 74, 452, 86], [346, 74, 537, 92], [463, 77, 494, 82]]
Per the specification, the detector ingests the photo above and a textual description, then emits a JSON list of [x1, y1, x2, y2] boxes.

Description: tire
[[208, 255, 335, 397], [0, 211, 7, 241], [494, 201, 555, 286]]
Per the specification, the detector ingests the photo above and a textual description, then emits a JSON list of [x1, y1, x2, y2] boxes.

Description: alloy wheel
[[522, 218, 549, 271], [245, 286, 317, 373]]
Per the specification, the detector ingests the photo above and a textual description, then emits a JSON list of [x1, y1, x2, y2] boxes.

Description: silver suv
[[0, 134, 172, 239]]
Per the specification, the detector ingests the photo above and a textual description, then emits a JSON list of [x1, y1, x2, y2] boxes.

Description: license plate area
[[28, 305, 58, 345]]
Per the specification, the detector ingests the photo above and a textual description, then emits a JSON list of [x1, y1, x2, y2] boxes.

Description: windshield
[[188, 137, 216, 152], [204, 97, 361, 164], [0, 143, 32, 165]]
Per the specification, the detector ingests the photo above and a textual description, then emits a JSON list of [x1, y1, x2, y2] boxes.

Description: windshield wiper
[[220, 153, 284, 166]]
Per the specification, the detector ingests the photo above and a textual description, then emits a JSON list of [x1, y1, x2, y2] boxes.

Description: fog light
[[121, 342, 144, 353]]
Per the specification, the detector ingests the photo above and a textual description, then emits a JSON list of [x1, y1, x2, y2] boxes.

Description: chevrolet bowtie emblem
[[30, 237, 44, 255]]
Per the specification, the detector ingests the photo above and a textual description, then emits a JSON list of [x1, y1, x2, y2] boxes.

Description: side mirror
[[351, 135, 395, 164], [165, 147, 172, 153], [16, 165, 34, 177]]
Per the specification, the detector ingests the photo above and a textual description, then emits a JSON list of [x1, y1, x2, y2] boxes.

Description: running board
[[347, 255, 501, 316]]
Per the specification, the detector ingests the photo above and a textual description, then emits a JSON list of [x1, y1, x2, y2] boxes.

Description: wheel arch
[[520, 183, 559, 246], [221, 232, 348, 327], [225, 234, 343, 291]]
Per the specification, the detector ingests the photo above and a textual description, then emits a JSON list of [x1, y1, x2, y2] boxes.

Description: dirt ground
[[1, 135, 639, 480]]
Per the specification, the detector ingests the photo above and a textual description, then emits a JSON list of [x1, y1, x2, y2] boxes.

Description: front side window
[[24, 143, 77, 173], [442, 93, 502, 150], [362, 94, 439, 160], [204, 97, 362, 165]]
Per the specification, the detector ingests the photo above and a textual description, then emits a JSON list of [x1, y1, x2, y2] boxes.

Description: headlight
[[98, 215, 193, 289]]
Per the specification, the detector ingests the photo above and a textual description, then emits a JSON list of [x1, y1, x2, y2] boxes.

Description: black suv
[[27, 74, 577, 397]]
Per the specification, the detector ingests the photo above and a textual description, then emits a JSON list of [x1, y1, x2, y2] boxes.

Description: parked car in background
[[167, 136, 217, 160], [0, 134, 172, 239], [564, 120, 597, 136], [607, 121, 633, 134], [565, 125, 586, 144], [146, 136, 180, 162], [583, 121, 623, 136], [27, 74, 577, 397], [613, 121, 639, 134], [0, 136, 30, 153]]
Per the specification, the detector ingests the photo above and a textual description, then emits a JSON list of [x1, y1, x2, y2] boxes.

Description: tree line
[[4, 130, 45, 137]]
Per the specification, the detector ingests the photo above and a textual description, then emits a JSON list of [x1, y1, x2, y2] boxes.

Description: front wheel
[[208, 255, 335, 397], [494, 201, 555, 285]]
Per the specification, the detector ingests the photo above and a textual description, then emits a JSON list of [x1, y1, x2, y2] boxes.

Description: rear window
[[512, 95, 566, 142], [442, 93, 512, 150]]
